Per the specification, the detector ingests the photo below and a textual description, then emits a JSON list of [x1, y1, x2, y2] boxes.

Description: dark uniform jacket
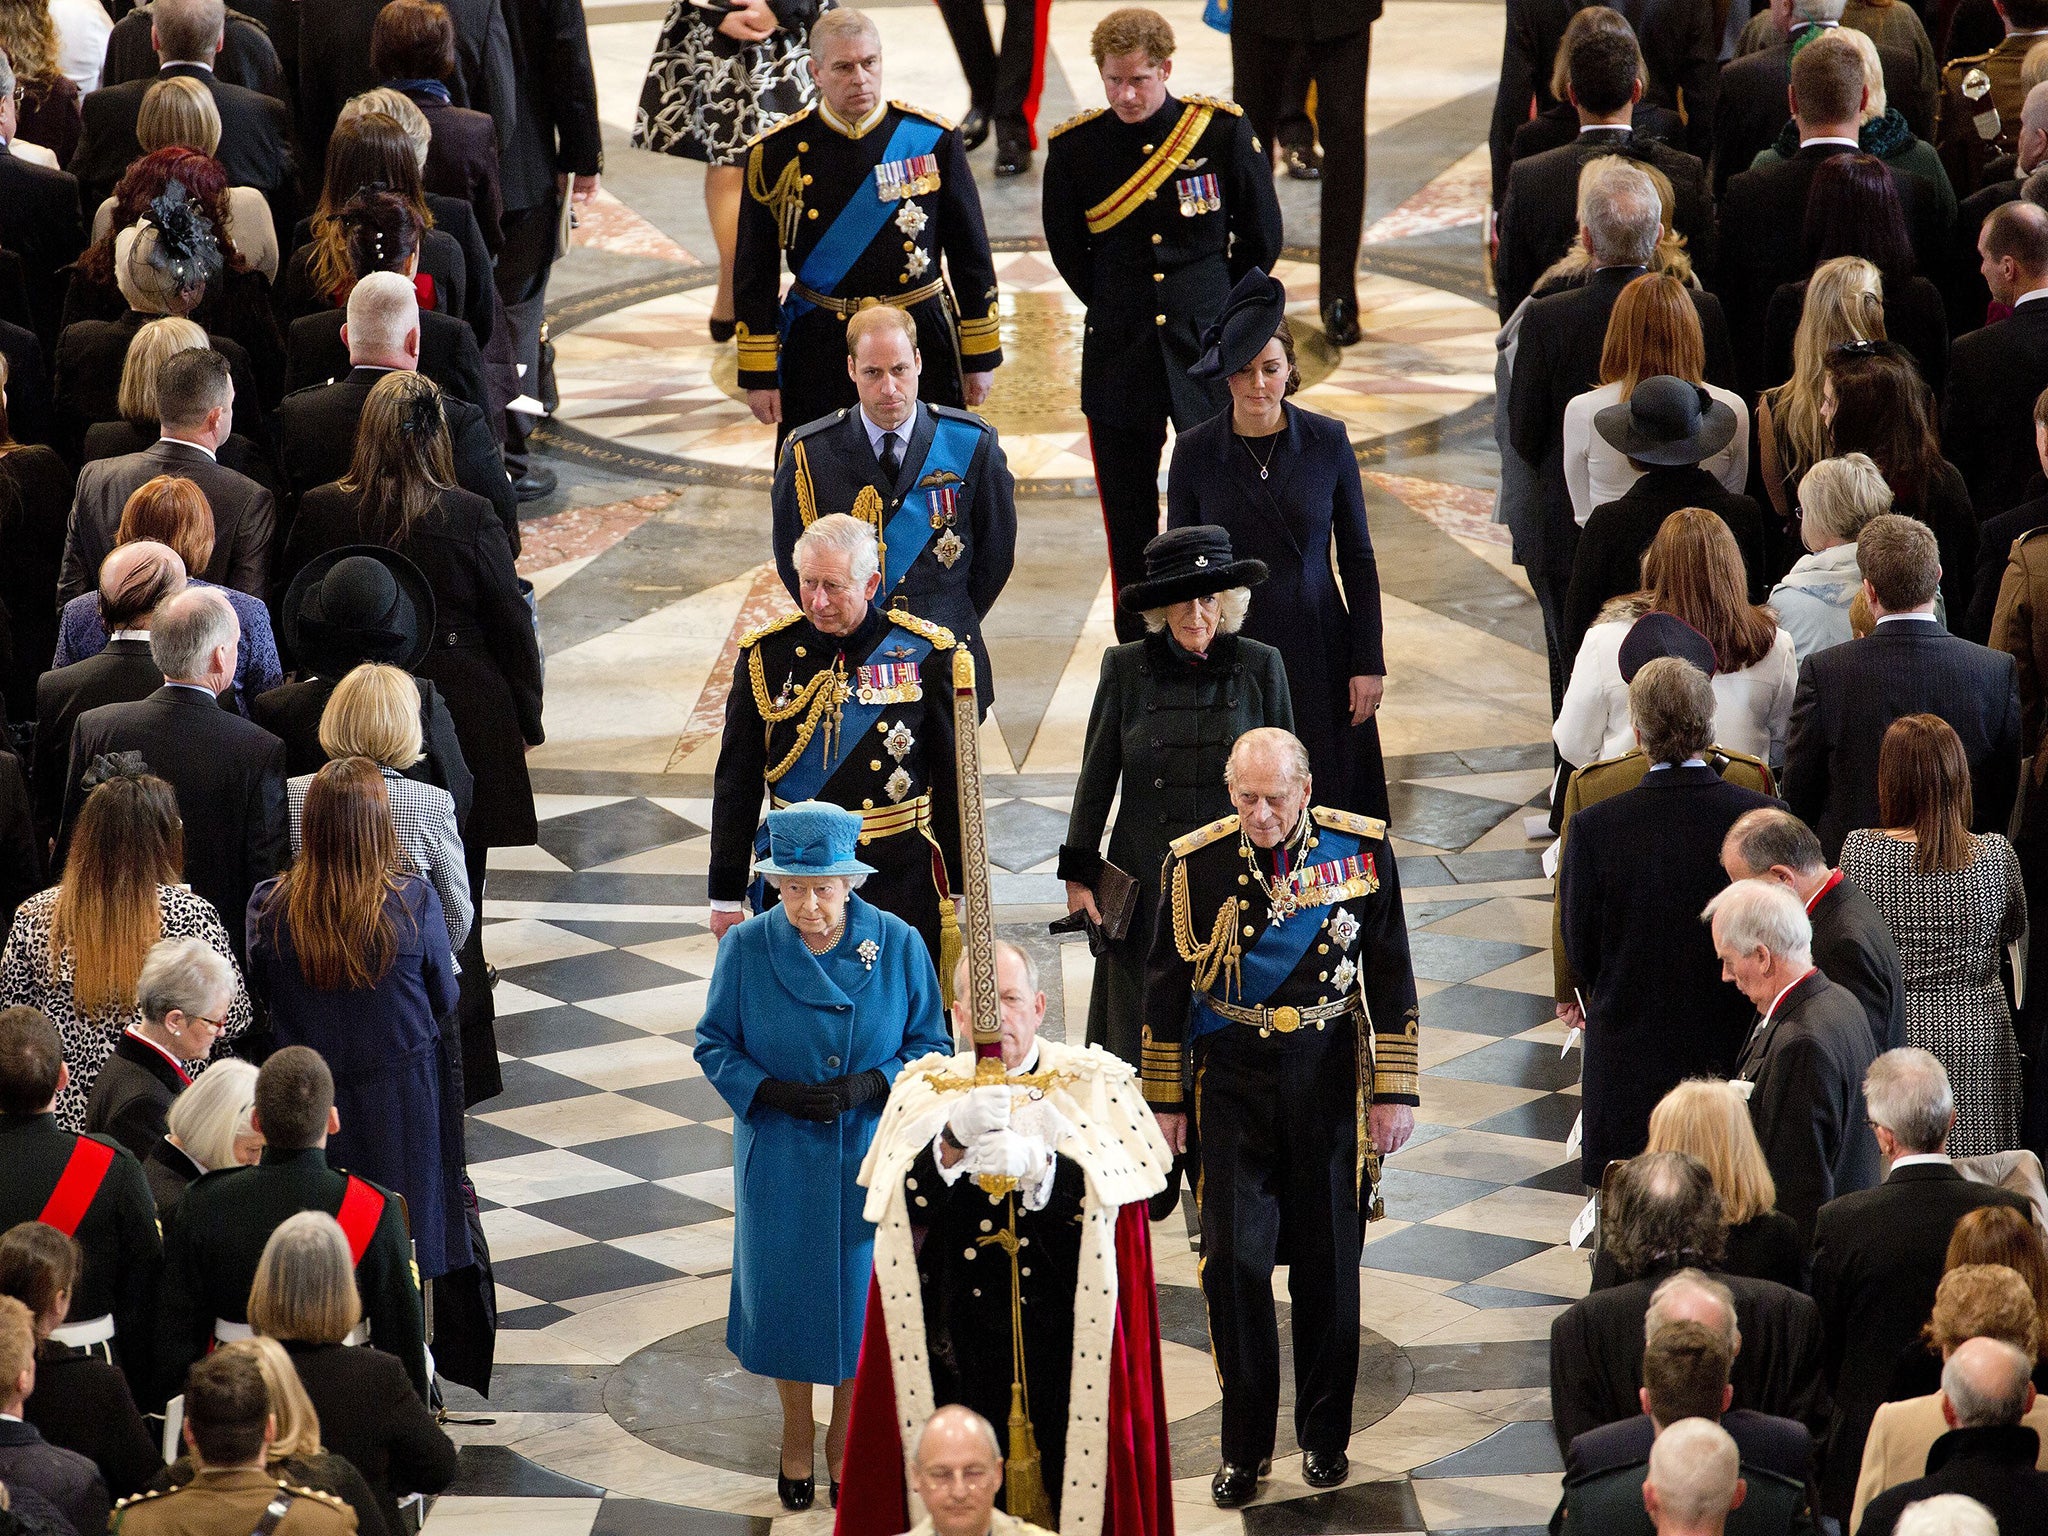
[[1041, 94, 1281, 429], [82, 1030, 186, 1164], [110, 1466, 357, 1535], [1937, 32, 2046, 195], [157, 1145, 426, 1400], [1859, 1425, 2048, 1536], [1141, 807, 1420, 1109], [0, 1113, 161, 1400], [734, 101, 1001, 426], [771, 401, 1015, 710], [709, 604, 962, 952]]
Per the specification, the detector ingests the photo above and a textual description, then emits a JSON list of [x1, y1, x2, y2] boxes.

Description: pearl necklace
[[800, 916, 847, 954]]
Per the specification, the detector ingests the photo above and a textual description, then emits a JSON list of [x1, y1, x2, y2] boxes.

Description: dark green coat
[[157, 1146, 426, 1402], [1057, 630, 1292, 1065]]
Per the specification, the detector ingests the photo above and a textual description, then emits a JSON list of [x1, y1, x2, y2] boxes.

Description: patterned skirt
[[633, 0, 820, 166], [1906, 984, 2022, 1155]]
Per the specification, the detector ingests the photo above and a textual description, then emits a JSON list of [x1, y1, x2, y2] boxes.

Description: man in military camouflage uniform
[[734, 7, 1004, 446], [1143, 726, 1418, 1509], [709, 513, 962, 963], [1938, 0, 2048, 195]]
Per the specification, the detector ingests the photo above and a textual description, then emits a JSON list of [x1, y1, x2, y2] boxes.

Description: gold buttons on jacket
[[1151, 233, 1162, 245], [1156, 315, 1166, 325]]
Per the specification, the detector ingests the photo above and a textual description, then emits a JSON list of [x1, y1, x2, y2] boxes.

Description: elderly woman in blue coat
[[694, 800, 950, 1513]]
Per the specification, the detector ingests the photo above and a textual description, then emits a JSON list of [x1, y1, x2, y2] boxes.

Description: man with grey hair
[[1858, 1337, 2048, 1536], [1645, 1419, 1745, 1536], [905, 1404, 1053, 1536], [1808, 1049, 2033, 1520], [1143, 723, 1417, 1503], [1705, 877, 1880, 1238], [1561, 658, 1780, 1183], [58, 587, 287, 964], [84, 937, 242, 1164], [1722, 807, 1903, 1053], [709, 512, 962, 965]]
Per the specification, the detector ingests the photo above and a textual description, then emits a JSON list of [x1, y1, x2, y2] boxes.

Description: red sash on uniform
[[334, 1176, 385, 1264], [37, 1138, 114, 1237]]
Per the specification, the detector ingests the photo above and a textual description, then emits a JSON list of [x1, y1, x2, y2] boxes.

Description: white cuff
[[1018, 1151, 1057, 1212], [931, 1134, 970, 1184], [710, 899, 745, 913]]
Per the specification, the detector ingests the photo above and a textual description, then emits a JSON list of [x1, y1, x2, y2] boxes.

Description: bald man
[[1950, 201, 2048, 516], [907, 1405, 1055, 1536], [1858, 1338, 2048, 1536]]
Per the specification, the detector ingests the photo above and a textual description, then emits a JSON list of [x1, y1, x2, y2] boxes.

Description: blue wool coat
[[695, 895, 949, 1383]]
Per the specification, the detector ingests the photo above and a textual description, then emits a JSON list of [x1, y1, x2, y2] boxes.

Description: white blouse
[[1554, 620, 1799, 769], [1562, 380, 1751, 525]]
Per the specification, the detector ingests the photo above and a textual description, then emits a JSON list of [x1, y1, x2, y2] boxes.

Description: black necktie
[[878, 431, 901, 481]]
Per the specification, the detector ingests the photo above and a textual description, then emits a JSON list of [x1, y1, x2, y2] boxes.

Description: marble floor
[[424, 2, 1594, 1532]]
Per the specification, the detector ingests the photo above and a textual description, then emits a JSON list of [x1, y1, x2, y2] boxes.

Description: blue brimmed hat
[[754, 801, 877, 878]]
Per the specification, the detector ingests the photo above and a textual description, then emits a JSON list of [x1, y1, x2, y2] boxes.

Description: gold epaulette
[[1048, 107, 1105, 138], [1170, 814, 1239, 857], [285, 1484, 351, 1510], [892, 100, 955, 130], [1311, 806, 1386, 839], [1182, 93, 1244, 116], [741, 105, 811, 153], [738, 611, 803, 650], [2016, 525, 2048, 550], [1711, 744, 1768, 770], [887, 612, 956, 649], [113, 1489, 166, 1509]]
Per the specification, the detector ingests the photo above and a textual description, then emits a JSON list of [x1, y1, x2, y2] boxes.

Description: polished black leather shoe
[[778, 1472, 814, 1511], [1283, 143, 1323, 180], [994, 125, 1032, 177], [1302, 1449, 1350, 1488], [960, 104, 992, 150], [512, 465, 559, 502], [1321, 297, 1362, 347], [1211, 1460, 1267, 1507]]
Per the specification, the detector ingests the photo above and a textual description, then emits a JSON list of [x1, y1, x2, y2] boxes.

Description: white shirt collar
[[1890, 1152, 1953, 1171], [158, 433, 217, 461], [2018, 286, 2048, 308], [1762, 968, 1817, 1024], [108, 628, 150, 643], [1875, 612, 1940, 624], [859, 403, 916, 462], [819, 98, 888, 138], [1799, 135, 1862, 149], [1579, 122, 1630, 134], [162, 680, 215, 696], [161, 58, 212, 72], [1011, 1040, 1041, 1076], [1645, 758, 1709, 771]]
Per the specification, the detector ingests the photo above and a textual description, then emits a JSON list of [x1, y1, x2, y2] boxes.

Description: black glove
[[825, 1069, 890, 1112], [753, 1078, 840, 1121]]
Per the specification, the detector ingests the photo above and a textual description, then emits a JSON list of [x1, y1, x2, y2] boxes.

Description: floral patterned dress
[[633, 0, 825, 166]]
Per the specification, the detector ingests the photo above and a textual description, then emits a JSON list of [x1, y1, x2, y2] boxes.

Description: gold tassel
[[937, 896, 962, 1010], [1003, 1380, 1054, 1525]]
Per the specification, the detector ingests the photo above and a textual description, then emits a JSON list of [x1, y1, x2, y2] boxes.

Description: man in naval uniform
[[1041, 6, 1282, 645], [1144, 726, 1419, 1508], [836, 941, 1174, 1536], [709, 513, 962, 962], [771, 304, 1016, 717], [734, 7, 1004, 445]]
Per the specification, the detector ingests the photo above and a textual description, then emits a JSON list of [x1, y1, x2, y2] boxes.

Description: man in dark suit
[[1561, 658, 1782, 1181], [1496, 25, 1716, 318], [1713, 878, 1882, 1237], [1782, 513, 2023, 859], [0, 64, 85, 352], [1965, 385, 2048, 642], [0, 1298, 110, 1536], [1857, 1337, 2048, 1536], [57, 589, 288, 964], [281, 303, 486, 409], [1948, 202, 2048, 518], [1710, 0, 1934, 195], [275, 272, 513, 533], [1549, 1155, 1832, 1452], [1942, 82, 2048, 334], [1808, 1047, 2034, 1522], [0, 313, 54, 449], [67, 0, 296, 235], [1716, 33, 1946, 388], [1506, 157, 1736, 710], [31, 542, 180, 844], [1722, 808, 1905, 1053], [770, 306, 1016, 715], [56, 348, 275, 607], [98, 3, 283, 98]]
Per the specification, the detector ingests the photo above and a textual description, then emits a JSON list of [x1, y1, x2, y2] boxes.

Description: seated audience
[[1769, 455, 1899, 663], [57, 346, 274, 607], [78, 316, 280, 497], [0, 1223, 157, 1500], [1858, 1338, 2048, 1536], [1758, 258, 1888, 534], [1950, 83, 2048, 331], [5, 769, 247, 1126], [249, 1214, 456, 1533], [1593, 1080, 1807, 1293], [54, 474, 281, 712], [291, 665, 470, 948], [0, 1007, 160, 1402], [0, 1293, 108, 1536], [1556, 510, 1798, 771], [373, 0, 504, 250], [146, 1054, 258, 1214], [56, 589, 290, 968], [92, 78, 279, 281], [1890, 1207, 2048, 1399], [250, 758, 467, 1281], [157, 1046, 427, 1400], [1968, 385, 2048, 643], [1841, 715, 2029, 1154], [82, 937, 237, 1163], [1782, 515, 2022, 861], [31, 541, 181, 844], [1949, 202, 2048, 519]]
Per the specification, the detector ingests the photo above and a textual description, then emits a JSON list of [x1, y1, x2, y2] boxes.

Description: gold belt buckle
[[1268, 1005, 1302, 1034]]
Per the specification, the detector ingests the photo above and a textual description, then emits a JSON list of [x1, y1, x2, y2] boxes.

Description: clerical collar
[[820, 98, 888, 138], [1011, 1041, 1041, 1075]]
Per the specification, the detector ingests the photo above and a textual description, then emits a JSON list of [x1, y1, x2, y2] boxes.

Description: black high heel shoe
[[830, 1477, 841, 1508], [778, 1470, 814, 1511], [708, 316, 737, 343]]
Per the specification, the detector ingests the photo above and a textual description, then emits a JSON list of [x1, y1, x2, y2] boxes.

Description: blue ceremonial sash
[[785, 116, 945, 329], [877, 414, 982, 596], [1189, 826, 1365, 1040]]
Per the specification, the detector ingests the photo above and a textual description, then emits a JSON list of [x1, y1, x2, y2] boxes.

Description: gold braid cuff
[[1371, 1006, 1422, 1102], [747, 648, 848, 782], [1170, 858, 1241, 1001]]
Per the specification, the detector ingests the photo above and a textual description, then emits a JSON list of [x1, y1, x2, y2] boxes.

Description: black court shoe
[[1303, 1449, 1350, 1488], [1321, 297, 1361, 348], [960, 104, 992, 150], [778, 1471, 814, 1511], [830, 1478, 841, 1508], [1211, 1459, 1269, 1507]]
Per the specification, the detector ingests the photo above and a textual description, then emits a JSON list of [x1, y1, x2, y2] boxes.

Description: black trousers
[[1086, 413, 1169, 643], [1232, 25, 1372, 305], [1194, 1018, 1363, 1466], [496, 196, 561, 471], [1278, 46, 1318, 153], [933, 0, 1052, 139]]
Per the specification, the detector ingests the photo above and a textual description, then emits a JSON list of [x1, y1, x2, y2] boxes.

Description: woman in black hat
[[1057, 526, 1293, 1072], [1165, 268, 1391, 820]]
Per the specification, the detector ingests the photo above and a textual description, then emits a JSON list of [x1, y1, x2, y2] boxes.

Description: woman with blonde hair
[[249, 1214, 456, 1533], [145, 1056, 260, 1214], [1758, 257, 1887, 525], [79, 317, 280, 493], [1563, 274, 1750, 523], [0, 768, 248, 1127], [89, 77, 279, 280], [1555, 507, 1799, 769]]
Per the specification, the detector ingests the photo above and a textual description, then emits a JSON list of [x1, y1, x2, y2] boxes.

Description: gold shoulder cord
[[748, 649, 849, 781], [850, 483, 887, 585], [747, 143, 805, 248], [1170, 858, 1242, 1000], [792, 440, 818, 527]]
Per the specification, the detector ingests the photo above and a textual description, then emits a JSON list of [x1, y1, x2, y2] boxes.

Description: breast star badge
[[884, 721, 914, 760], [905, 246, 932, 278], [895, 199, 929, 238], [1331, 956, 1358, 993], [885, 766, 912, 803], [1327, 908, 1361, 949], [934, 529, 965, 568]]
